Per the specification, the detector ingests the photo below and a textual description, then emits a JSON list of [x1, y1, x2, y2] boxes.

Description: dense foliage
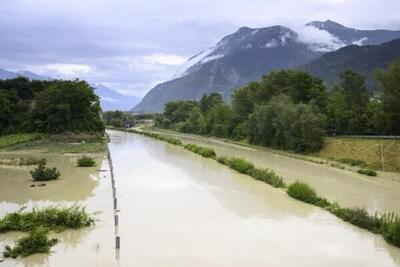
[[103, 110, 136, 128], [156, 62, 400, 153], [3, 228, 58, 258], [77, 156, 96, 167], [0, 78, 104, 135], [30, 161, 60, 181], [0, 133, 43, 149]]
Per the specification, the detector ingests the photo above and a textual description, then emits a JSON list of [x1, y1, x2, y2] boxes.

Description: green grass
[[287, 181, 330, 207], [3, 228, 58, 258], [248, 168, 286, 188], [357, 169, 378, 176], [0, 133, 43, 149], [0, 205, 95, 233], [77, 156, 95, 167], [226, 157, 254, 174], [30, 161, 60, 181], [184, 144, 216, 159]]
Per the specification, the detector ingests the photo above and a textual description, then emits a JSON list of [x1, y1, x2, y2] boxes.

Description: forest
[[0, 77, 104, 134], [155, 61, 400, 153]]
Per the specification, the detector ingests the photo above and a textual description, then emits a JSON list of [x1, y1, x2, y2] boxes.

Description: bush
[[227, 157, 254, 174], [337, 158, 366, 167], [357, 169, 377, 176], [0, 205, 94, 233], [216, 156, 229, 165], [248, 168, 286, 188], [78, 156, 95, 167], [184, 144, 216, 159], [328, 205, 381, 233], [287, 181, 319, 204], [383, 221, 400, 247], [30, 161, 60, 181], [3, 228, 58, 258]]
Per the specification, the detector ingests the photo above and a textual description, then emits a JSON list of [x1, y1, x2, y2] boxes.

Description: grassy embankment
[[315, 137, 400, 173], [120, 128, 400, 248]]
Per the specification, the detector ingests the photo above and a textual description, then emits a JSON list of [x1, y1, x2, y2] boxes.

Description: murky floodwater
[[161, 132, 400, 215], [107, 130, 400, 266], [0, 152, 116, 266]]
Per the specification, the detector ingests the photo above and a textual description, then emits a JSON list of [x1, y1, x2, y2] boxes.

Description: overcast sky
[[1, 0, 399, 97]]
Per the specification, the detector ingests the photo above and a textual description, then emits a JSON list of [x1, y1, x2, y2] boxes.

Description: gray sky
[[1, 0, 399, 97]]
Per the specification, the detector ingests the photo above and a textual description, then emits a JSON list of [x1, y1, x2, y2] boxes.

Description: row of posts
[[108, 147, 120, 254]]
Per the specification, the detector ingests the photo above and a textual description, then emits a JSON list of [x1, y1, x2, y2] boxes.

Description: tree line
[[0, 77, 104, 135], [155, 61, 400, 153]]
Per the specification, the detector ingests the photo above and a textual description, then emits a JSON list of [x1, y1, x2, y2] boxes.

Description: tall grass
[[247, 168, 286, 188], [0, 133, 43, 149], [357, 169, 377, 176], [287, 181, 330, 207], [0, 205, 95, 233], [3, 227, 58, 258], [77, 156, 95, 167], [184, 144, 216, 159]]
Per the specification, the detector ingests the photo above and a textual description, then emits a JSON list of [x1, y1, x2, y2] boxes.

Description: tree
[[200, 93, 224, 114], [163, 101, 199, 124], [31, 80, 104, 133], [248, 95, 326, 153], [0, 90, 10, 133], [339, 69, 370, 133], [375, 61, 400, 134]]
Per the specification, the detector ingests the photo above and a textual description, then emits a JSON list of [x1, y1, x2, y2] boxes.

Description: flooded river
[[1, 129, 400, 266], [108, 130, 400, 266], [165, 132, 400, 215]]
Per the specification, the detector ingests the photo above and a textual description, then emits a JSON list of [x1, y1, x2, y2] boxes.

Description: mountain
[[307, 20, 400, 46], [93, 84, 140, 111], [301, 38, 400, 88], [0, 68, 51, 80], [132, 20, 400, 113]]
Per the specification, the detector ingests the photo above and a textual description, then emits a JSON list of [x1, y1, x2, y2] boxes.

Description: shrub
[[287, 181, 319, 204], [328, 205, 381, 233], [216, 156, 229, 165], [357, 169, 377, 176], [184, 144, 216, 159], [78, 156, 95, 167], [248, 168, 286, 188], [0, 205, 94, 233], [337, 158, 366, 167], [383, 221, 400, 247], [3, 228, 58, 258], [30, 161, 60, 181], [227, 157, 254, 174]]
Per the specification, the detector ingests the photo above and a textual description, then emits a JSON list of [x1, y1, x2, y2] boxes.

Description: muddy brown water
[[1, 130, 400, 266], [107, 130, 400, 266], [161, 132, 400, 215]]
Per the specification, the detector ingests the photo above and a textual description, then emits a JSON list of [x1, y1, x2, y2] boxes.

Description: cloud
[[294, 25, 346, 52], [0, 0, 399, 101]]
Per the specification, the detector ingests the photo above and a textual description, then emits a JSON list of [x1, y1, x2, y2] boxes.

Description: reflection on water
[[107, 130, 400, 267]]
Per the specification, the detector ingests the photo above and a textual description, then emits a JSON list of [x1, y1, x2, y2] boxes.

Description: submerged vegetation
[[30, 161, 60, 181], [0, 205, 95, 258], [184, 144, 216, 159], [357, 169, 378, 176], [77, 156, 96, 167], [125, 128, 400, 248], [3, 228, 58, 258]]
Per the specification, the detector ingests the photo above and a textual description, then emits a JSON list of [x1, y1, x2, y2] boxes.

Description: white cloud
[[142, 53, 187, 66], [294, 25, 345, 52], [30, 63, 94, 77]]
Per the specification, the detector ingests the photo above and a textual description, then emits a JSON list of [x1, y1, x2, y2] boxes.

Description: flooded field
[[165, 133, 400, 215], [0, 150, 116, 266], [1, 130, 400, 266], [107, 130, 400, 266]]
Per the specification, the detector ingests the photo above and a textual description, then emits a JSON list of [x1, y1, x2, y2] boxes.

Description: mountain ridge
[[132, 20, 400, 113]]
